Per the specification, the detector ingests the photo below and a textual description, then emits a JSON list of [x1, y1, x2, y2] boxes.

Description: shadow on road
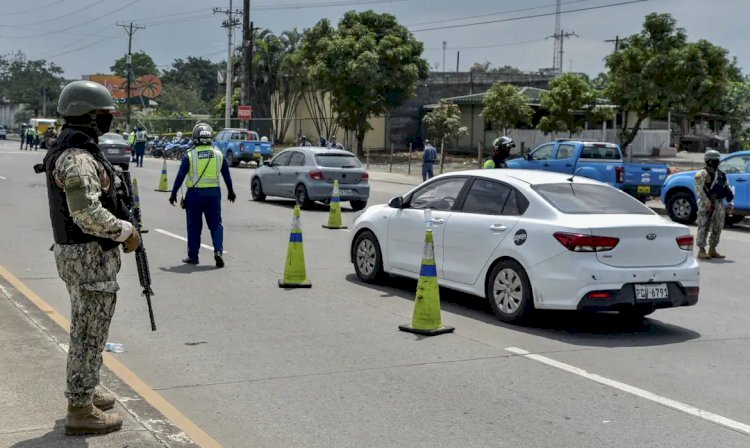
[[158, 264, 217, 274], [9, 419, 86, 448], [262, 198, 359, 212], [345, 274, 701, 348]]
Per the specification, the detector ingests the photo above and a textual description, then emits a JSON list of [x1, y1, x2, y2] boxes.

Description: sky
[[1, 0, 748, 79]]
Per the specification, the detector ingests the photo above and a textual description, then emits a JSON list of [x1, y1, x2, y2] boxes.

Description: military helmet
[[57, 80, 116, 116], [704, 149, 721, 162], [493, 136, 515, 149], [192, 123, 213, 144]]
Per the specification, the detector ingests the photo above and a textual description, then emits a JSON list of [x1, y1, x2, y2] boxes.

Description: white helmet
[[260, 136, 268, 142], [176, 131, 183, 139]]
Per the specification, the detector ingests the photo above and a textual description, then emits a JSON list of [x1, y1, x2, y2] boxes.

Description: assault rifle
[[119, 171, 157, 331]]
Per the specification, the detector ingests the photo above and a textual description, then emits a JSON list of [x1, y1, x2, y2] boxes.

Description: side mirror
[[524, 153, 532, 161], [388, 196, 404, 209], [263, 160, 271, 166]]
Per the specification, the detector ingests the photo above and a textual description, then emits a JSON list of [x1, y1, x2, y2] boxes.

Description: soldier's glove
[[227, 190, 236, 203], [169, 195, 177, 207], [706, 202, 713, 212], [123, 230, 141, 253]]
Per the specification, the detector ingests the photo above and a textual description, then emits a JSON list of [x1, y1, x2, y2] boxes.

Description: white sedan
[[349, 170, 700, 322]]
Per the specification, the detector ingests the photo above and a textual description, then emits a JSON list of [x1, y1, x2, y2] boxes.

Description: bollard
[[407, 142, 412, 175], [389, 143, 394, 173]]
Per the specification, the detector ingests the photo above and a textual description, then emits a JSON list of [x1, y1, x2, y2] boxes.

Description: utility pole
[[116, 22, 146, 131], [214, 1, 242, 129], [442, 41, 446, 73], [456, 51, 460, 72], [605, 35, 620, 52], [241, 0, 253, 130], [546, 29, 578, 74], [552, 0, 562, 74]]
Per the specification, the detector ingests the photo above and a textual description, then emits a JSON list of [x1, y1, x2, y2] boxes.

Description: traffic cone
[[399, 228, 454, 336], [278, 205, 312, 288], [322, 179, 347, 229], [155, 159, 169, 192], [131, 178, 148, 233]]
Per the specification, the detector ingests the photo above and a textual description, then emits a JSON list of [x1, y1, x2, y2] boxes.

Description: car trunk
[[585, 215, 690, 267], [100, 143, 127, 157], [320, 168, 366, 185]]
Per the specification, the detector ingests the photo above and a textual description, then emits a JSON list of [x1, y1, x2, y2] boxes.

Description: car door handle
[[543, 163, 550, 167], [736, 178, 747, 182], [489, 224, 507, 231], [565, 163, 573, 167], [431, 218, 445, 225]]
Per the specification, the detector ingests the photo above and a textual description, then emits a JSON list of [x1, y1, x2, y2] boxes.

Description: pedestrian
[[319, 136, 327, 147], [20, 124, 28, 150], [127, 128, 136, 162], [32, 127, 40, 150], [40, 80, 140, 436], [483, 136, 515, 169], [695, 149, 735, 260], [422, 139, 438, 181], [169, 123, 236, 267], [25, 125, 35, 150], [134, 126, 147, 167], [329, 136, 344, 150]]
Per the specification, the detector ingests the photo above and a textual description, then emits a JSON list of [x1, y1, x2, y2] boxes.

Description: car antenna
[[567, 167, 584, 182]]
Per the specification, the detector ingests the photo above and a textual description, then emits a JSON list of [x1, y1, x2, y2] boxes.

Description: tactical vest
[[42, 127, 127, 250], [705, 169, 731, 200], [187, 145, 222, 188]]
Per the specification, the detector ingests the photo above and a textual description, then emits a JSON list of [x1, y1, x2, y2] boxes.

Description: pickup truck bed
[[622, 163, 670, 201]]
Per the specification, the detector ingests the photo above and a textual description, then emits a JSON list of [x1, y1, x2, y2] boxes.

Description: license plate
[[340, 189, 353, 196], [637, 185, 651, 194], [107, 148, 120, 154], [635, 283, 668, 300]]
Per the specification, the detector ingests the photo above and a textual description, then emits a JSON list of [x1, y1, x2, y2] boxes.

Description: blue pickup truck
[[661, 150, 750, 225], [506, 140, 670, 201], [212, 128, 273, 167]]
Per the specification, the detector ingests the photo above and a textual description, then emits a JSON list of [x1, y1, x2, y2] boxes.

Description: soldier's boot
[[697, 247, 711, 260], [65, 404, 123, 436], [708, 247, 725, 259], [93, 388, 116, 411]]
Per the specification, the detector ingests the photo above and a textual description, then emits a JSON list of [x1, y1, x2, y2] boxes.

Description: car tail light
[[309, 170, 325, 180], [615, 166, 625, 183], [361, 172, 369, 182], [685, 287, 700, 296], [586, 291, 613, 299], [125, 146, 132, 153], [676, 235, 694, 251], [554, 232, 619, 252]]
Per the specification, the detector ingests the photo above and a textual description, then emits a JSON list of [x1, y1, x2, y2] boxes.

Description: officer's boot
[[697, 247, 711, 260], [93, 387, 116, 410], [65, 404, 122, 436], [708, 246, 725, 259]]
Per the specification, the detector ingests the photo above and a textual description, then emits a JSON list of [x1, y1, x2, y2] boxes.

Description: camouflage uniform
[[694, 168, 728, 249], [51, 149, 130, 407]]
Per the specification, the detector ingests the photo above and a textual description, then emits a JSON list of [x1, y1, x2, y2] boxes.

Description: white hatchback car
[[350, 170, 700, 322]]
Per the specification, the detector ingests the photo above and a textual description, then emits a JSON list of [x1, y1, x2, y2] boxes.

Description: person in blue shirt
[[169, 123, 236, 267], [422, 139, 438, 181]]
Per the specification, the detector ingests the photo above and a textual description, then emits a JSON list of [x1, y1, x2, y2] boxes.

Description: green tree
[[481, 83, 532, 135], [1, 52, 65, 116], [110, 51, 158, 78], [716, 77, 750, 143], [605, 13, 737, 148], [423, 101, 468, 173], [156, 85, 209, 115], [301, 11, 429, 153], [161, 57, 220, 103], [537, 73, 613, 136]]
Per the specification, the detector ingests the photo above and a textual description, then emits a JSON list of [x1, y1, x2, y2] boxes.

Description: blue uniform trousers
[[184, 187, 223, 261], [422, 162, 435, 181]]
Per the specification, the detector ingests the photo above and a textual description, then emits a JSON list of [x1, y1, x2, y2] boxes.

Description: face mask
[[94, 113, 113, 135], [707, 160, 719, 169]]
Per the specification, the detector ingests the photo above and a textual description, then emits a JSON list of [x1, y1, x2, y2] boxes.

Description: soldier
[[695, 149, 734, 259], [41, 80, 140, 435]]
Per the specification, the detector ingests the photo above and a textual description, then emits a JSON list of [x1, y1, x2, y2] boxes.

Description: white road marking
[[505, 347, 750, 436], [153, 228, 226, 253]]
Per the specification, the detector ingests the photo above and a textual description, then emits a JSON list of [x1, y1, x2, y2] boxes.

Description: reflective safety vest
[[127, 132, 136, 145], [483, 159, 495, 169], [187, 145, 223, 188]]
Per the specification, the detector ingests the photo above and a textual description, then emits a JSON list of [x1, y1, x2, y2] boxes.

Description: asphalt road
[[2, 139, 750, 448]]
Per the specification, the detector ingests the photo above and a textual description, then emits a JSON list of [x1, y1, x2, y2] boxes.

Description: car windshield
[[101, 133, 125, 142], [533, 183, 653, 214], [315, 154, 361, 168]]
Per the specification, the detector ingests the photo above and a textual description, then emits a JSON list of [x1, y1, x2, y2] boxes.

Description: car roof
[[282, 147, 356, 156], [439, 169, 601, 186], [723, 150, 750, 158]]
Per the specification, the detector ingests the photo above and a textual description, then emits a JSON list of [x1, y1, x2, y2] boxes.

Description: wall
[[0, 103, 23, 128], [482, 129, 670, 156]]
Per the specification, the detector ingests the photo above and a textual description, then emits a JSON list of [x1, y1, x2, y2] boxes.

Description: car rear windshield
[[315, 154, 361, 168], [580, 144, 621, 160], [533, 183, 653, 214], [101, 133, 125, 142]]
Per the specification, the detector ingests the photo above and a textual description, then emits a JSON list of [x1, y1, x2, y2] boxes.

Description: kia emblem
[[646, 233, 657, 240]]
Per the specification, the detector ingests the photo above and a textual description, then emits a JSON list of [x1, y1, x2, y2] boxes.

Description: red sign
[[238, 105, 252, 120]]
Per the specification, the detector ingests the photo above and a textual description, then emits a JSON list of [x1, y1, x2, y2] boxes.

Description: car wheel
[[486, 259, 534, 323], [725, 215, 745, 227], [352, 230, 384, 283], [226, 150, 239, 167], [295, 184, 313, 209], [619, 305, 655, 320], [350, 200, 367, 211], [667, 191, 697, 224], [251, 177, 266, 201], [120, 164, 129, 171]]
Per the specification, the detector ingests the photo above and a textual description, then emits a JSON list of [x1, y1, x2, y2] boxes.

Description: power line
[[37, 23, 116, 59], [251, 0, 409, 10], [0, 0, 104, 27], [406, 0, 594, 27], [3, 0, 71, 16], [426, 38, 548, 51], [410, 0, 650, 32]]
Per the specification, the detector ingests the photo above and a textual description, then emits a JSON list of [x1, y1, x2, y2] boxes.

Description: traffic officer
[[695, 149, 734, 260], [127, 128, 137, 162], [25, 125, 36, 150], [484, 136, 515, 169], [134, 126, 147, 167], [39, 80, 140, 435], [422, 139, 437, 181], [169, 123, 236, 267]]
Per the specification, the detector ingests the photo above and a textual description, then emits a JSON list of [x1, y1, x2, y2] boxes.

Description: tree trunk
[[621, 116, 644, 150], [439, 139, 446, 174]]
